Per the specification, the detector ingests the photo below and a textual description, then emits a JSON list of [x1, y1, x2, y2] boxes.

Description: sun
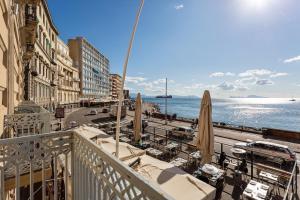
[[243, 0, 270, 10]]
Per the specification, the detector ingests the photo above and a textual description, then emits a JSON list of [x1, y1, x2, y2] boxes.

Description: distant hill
[[230, 95, 267, 98]]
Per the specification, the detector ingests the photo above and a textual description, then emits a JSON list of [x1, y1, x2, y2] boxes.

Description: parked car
[[169, 126, 194, 139], [102, 108, 109, 113], [69, 121, 78, 128], [234, 140, 296, 165], [90, 109, 97, 115]]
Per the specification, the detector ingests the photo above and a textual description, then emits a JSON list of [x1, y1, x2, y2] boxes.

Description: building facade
[[109, 74, 122, 100], [22, 0, 59, 111], [0, 0, 25, 134], [68, 37, 110, 99], [56, 38, 80, 108]]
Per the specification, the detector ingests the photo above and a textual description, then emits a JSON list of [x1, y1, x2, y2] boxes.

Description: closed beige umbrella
[[133, 93, 142, 143], [195, 90, 214, 164]]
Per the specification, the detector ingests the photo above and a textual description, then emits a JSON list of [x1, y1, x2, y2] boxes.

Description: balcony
[[23, 43, 35, 60], [50, 80, 58, 87], [58, 71, 65, 77], [73, 77, 80, 82], [25, 13, 38, 28], [0, 125, 171, 199], [31, 65, 38, 77]]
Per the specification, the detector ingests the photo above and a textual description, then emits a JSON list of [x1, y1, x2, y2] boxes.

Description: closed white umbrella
[[195, 90, 214, 164], [134, 93, 142, 143]]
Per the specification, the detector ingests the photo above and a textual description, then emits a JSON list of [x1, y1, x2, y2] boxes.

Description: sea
[[143, 98, 300, 132]]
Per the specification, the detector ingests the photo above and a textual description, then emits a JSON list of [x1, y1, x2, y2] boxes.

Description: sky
[[48, 0, 300, 98]]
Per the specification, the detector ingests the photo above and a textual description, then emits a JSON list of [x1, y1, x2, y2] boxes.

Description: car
[[234, 140, 296, 165], [69, 121, 78, 128], [169, 126, 194, 140], [102, 108, 109, 113], [90, 109, 97, 115]]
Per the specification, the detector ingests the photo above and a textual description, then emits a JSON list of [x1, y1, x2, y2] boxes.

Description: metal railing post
[[221, 143, 223, 154], [165, 130, 168, 145], [296, 163, 298, 196], [251, 151, 254, 179]]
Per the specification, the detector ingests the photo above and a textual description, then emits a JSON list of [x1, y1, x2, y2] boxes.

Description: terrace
[[0, 105, 298, 200], [0, 109, 215, 200]]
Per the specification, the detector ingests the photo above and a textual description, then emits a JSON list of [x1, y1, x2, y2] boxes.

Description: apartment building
[[68, 37, 110, 99], [0, 0, 25, 133], [56, 38, 80, 108], [110, 74, 122, 100], [22, 0, 59, 111]]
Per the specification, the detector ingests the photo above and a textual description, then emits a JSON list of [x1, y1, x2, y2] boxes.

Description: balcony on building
[[24, 4, 38, 29]]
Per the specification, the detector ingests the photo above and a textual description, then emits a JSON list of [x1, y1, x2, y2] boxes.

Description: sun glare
[[243, 0, 270, 11]]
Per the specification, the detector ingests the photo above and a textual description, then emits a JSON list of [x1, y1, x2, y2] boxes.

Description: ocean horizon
[[143, 97, 300, 132]]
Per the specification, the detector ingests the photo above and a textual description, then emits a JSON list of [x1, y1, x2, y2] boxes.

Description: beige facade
[[19, 0, 58, 110], [56, 38, 80, 107], [34, 0, 58, 110], [0, 0, 24, 134], [110, 74, 122, 100]]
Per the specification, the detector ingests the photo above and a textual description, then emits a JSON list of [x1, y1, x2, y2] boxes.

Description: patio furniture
[[193, 164, 225, 187], [243, 180, 269, 200], [165, 142, 180, 156], [218, 152, 230, 169], [154, 137, 164, 145], [259, 171, 279, 194], [141, 133, 150, 141], [120, 137, 131, 143], [146, 147, 163, 158], [189, 151, 201, 165], [170, 157, 188, 169]]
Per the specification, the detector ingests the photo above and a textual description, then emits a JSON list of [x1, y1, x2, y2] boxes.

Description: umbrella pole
[[115, 0, 144, 158]]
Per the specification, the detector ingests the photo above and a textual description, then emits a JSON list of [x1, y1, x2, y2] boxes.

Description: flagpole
[[116, 0, 144, 158]]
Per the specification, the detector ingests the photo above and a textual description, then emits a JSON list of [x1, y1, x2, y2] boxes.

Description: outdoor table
[[194, 164, 225, 187], [120, 137, 131, 143], [166, 142, 179, 151], [139, 141, 151, 149], [189, 151, 201, 165], [146, 148, 163, 158], [259, 171, 278, 182], [154, 137, 164, 145], [141, 134, 150, 141], [170, 157, 188, 168], [243, 180, 269, 200], [259, 171, 279, 194], [190, 151, 201, 160]]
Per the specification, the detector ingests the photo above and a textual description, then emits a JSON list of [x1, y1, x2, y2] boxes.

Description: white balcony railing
[[3, 112, 51, 138], [0, 130, 172, 200]]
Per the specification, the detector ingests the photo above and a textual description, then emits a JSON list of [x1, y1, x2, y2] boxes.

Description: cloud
[[125, 76, 146, 84], [256, 79, 274, 86], [238, 69, 272, 77], [209, 72, 235, 77], [217, 82, 236, 91], [153, 78, 166, 85], [174, 4, 184, 10], [270, 72, 288, 78], [284, 55, 300, 63]]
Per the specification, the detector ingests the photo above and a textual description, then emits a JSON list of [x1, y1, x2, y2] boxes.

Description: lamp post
[[165, 78, 168, 125], [115, 0, 144, 158]]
